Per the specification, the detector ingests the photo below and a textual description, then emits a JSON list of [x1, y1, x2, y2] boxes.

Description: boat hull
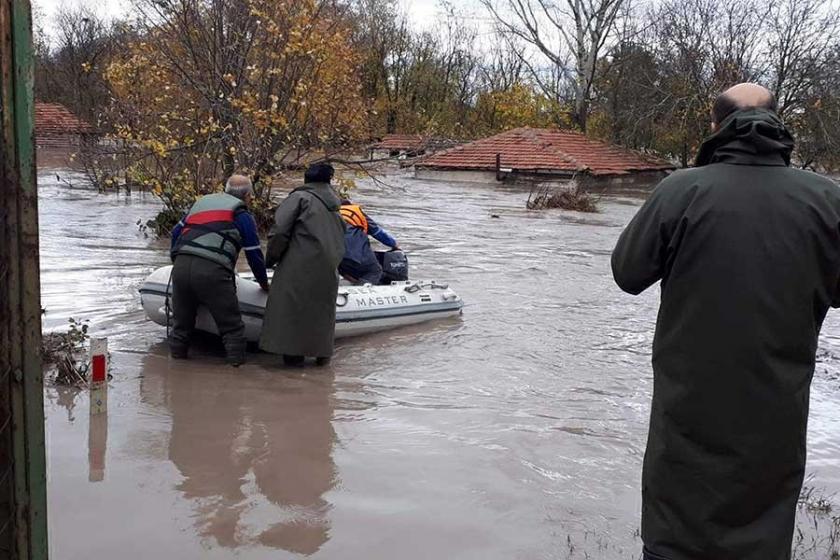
[[139, 265, 463, 342]]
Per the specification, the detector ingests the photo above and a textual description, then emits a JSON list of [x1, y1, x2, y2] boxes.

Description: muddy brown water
[[39, 164, 840, 559]]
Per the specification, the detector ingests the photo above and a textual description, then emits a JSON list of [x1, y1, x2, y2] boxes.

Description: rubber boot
[[283, 355, 305, 367], [224, 338, 247, 368], [643, 548, 670, 560], [170, 340, 189, 360]]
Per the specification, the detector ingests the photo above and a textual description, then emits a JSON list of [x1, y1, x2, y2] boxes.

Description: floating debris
[[526, 185, 599, 213]]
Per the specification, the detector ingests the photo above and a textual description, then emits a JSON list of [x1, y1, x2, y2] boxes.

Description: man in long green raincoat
[[612, 83, 840, 560], [259, 163, 346, 366]]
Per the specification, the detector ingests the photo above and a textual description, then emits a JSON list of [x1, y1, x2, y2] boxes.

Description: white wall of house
[[414, 166, 668, 190], [414, 168, 501, 183]]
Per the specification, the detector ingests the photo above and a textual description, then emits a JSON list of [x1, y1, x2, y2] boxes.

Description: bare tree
[[34, 6, 123, 125], [481, 0, 627, 131], [351, 0, 414, 134], [637, 0, 766, 164], [786, 43, 840, 171], [480, 38, 527, 92], [764, 0, 840, 117], [432, 3, 481, 133], [352, 0, 482, 137]]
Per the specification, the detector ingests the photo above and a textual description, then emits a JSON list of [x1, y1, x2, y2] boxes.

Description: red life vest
[[173, 193, 245, 269]]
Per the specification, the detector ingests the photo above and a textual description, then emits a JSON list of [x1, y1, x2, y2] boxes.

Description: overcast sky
[[32, 0, 464, 37]]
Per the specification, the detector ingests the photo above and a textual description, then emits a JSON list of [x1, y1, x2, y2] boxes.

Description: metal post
[[0, 0, 49, 558]]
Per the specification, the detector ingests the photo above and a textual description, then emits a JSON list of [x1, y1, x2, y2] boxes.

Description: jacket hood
[[296, 182, 341, 211], [695, 109, 794, 167]]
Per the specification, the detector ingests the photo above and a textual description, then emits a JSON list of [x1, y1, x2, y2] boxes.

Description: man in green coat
[[612, 83, 840, 560], [259, 163, 346, 366]]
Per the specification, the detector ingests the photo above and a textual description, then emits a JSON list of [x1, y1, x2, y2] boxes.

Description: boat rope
[[405, 281, 449, 293], [336, 291, 349, 307]]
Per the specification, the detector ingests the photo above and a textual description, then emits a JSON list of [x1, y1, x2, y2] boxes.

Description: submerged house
[[35, 102, 97, 150], [414, 127, 674, 188], [370, 134, 428, 158], [370, 134, 459, 159]]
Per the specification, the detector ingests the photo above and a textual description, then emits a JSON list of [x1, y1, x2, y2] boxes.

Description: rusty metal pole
[[0, 0, 49, 558]]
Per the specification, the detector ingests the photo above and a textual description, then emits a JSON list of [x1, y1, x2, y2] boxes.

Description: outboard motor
[[376, 250, 409, 283]]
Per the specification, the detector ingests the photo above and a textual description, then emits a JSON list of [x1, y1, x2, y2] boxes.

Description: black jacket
[[612, 109, 840, 560]]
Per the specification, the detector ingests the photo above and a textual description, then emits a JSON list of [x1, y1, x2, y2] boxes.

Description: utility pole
[[0, 0, 49, 558]]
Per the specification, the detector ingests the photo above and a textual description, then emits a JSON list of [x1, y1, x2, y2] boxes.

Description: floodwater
[[39, 162, 840, 559]]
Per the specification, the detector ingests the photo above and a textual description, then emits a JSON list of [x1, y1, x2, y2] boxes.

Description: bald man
[[612, 83, 840, 559], [170, 174, 269, 366]]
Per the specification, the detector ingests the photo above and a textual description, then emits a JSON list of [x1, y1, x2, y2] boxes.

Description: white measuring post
[[88, 411, 108, 482], [90, 337, 108, 415]]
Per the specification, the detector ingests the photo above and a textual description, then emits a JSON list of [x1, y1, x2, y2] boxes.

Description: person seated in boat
[[338, 198, 400, 285], [169, 174, 269, 367]]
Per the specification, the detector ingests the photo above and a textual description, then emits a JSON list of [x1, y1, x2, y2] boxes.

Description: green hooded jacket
[[612, 109, 840, 560], [259, 182, 346, 358]]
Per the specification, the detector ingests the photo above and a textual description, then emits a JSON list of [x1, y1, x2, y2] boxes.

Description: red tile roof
[[416, 127, 673, 176], [372, 134, 428, 151], [35, 103, 95, 136]]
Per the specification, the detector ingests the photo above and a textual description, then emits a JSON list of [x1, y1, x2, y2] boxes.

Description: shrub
[[42, 318, 91, 386], [527, 184, 599, 212]]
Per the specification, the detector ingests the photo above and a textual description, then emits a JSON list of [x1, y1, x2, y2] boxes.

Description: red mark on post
[[92, 355, 107, 383]]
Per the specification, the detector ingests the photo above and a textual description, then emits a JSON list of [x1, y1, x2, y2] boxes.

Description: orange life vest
[[340, 204, 368, 233]]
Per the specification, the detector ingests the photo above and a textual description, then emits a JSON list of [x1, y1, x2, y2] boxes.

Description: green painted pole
[[0, 0, 48, 557]]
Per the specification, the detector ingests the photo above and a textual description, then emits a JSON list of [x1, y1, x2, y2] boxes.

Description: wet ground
[[39, 162, 840, 559]]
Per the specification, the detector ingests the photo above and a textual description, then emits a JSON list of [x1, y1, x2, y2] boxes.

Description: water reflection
[[39, 166, 840, 558], [51, 385, 82, 422], [139, 346, 337, 554]]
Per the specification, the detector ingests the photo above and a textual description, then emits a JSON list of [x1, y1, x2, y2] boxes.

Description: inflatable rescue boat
[[139, 265, 463, 341]]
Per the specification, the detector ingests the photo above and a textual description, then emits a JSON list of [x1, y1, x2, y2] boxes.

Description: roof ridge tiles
[[536, 129, 585, 170], [415, 127, 674, 176]]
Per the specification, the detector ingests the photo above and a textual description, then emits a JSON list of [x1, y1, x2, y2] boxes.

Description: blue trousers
[[339, 257, 382, 285]]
